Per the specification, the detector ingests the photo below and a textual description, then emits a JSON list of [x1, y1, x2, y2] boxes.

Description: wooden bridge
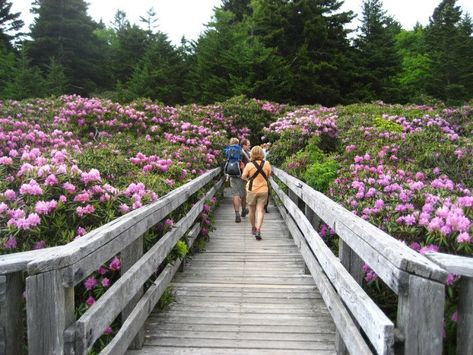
[[1, 168, 472, 355]]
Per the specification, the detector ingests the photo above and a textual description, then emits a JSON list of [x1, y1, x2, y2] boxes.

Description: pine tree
[[0, 0, 24, 48], [0, 44, 15, 96], [353, 0, 402, 102], [425, 0, 473, 103], [4, 46, 45, 99], [28, 0, 107, 95], [187, 9, 291, 103], [127, 32, 184, 104], [45, 57, 68, 96], [251, 0, 355, 105]]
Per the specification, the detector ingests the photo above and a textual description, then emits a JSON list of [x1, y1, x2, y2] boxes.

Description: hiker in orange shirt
[[241, 146, 271, 240]]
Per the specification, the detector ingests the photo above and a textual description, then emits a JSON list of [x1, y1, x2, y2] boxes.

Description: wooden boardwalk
[[127, 192, 336, 354]]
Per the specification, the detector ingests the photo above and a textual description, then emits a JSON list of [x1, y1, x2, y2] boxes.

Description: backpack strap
[[248, 160, 268, 191]]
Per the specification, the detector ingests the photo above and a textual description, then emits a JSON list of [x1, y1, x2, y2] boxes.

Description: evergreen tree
[[28, 0, 107, 95], [251, 0, 355, 105], [395, 26, 432, 102], [221, 0, 252, 22], [187, 9, 291, 103], [0, 44, 15, 96], [425, 0, 473, 103], [127, 32, 184, 104], [353, 0, 402, 102], [0, 0, 24, 48], [45, 57, 68, 96], [4, 46, 45, 99], [140, 8, 159, 34]]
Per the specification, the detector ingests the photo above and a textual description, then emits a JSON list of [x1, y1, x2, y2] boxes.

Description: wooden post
[[396, 275, 444, 355], [0, 272, 25, 355], [336, 241, 364, 354], [121, 236, 144, 349], [26, 270, 75, 355], [457, 277, 473, 355], [304, 205, 322, 275]]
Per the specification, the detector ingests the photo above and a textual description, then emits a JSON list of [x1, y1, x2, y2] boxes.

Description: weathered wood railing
[[271, 167, 449, 355], [0, 168, 222, 355], [425, 253, 473, 355]]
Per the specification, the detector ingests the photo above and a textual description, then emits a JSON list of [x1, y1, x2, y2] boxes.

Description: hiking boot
[[255, 231, 262, 240], [241, 208, 249, 217], [235, 214, 241, 223]]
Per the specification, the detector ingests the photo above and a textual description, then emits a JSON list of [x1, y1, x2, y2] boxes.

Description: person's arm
[[241, 164, 250, 180], [266, 162, 271, 178]]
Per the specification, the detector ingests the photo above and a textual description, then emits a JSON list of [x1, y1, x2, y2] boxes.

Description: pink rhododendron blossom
[[109, 257, 121, 271]]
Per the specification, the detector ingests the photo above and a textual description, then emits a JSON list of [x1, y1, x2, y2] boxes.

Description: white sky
[[10, 0, 473, 45]]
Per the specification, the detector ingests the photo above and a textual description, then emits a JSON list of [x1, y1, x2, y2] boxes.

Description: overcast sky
[[11, 0, 473, 45]]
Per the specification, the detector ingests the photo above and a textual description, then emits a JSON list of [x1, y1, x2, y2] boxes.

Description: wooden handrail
[[271, 168, 448, 355], [0, 168, 222, 355]]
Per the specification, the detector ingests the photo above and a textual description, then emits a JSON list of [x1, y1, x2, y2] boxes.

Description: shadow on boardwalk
[[127, 191, 336, 355]]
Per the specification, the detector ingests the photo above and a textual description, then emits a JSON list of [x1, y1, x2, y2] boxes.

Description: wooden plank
[[127, 346, 334, 355], [457, 277, 473, 355], [25, 270, 75, 355], [121, 236, 144, 350], [274, 201, 373, 355], [0, 247, 61, 274], [273, 167, 448, 284], [62, 179, 222, 287], [100, 261, 181, 355], [73, 181, 221, 353], [27, 168, 220, 276], [425, 252, 473, 277], [271, 180, 393, 354], [0, 273, 24, 355], [396, 275, 444, 355]]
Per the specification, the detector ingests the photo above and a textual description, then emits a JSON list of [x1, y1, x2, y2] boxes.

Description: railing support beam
[[26, 270, 75, 355], [396, 276, 444, 355]]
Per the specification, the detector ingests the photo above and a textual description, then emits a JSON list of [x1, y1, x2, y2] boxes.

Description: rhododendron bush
[[266, 102, 473, 352]]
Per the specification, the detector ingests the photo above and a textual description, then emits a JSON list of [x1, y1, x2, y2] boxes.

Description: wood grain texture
[[396, 275, 444, 355], [457, 277, 473, 355], [72, 179, 222, 353], [271, 179, 394, 354], [127, 191, 336, 355], [425, 252, 473, 277], [27, 168, 220, 276], [273, 168, 448, 285]]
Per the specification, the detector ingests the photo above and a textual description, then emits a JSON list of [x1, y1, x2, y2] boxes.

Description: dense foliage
[[0, 0, 472, 105]]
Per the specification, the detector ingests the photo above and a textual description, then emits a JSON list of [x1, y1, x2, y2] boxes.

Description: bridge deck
[[127, 192, 336, 354]]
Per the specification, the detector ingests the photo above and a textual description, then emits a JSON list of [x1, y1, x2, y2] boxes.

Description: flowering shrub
[[267, 102, 472, 351]]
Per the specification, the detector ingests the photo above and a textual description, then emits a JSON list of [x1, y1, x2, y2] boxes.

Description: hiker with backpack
[[224, 138, 249, 223], [241, 145, 271, 240]]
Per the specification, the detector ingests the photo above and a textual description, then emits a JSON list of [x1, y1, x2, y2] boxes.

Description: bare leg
[[255, 201, 266, 230], [249, 205, 256, 229], [233, 196, 241, 213]]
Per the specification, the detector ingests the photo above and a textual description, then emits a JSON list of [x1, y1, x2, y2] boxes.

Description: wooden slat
[[100, 223, 204, 355], [275, 199, 372, 355], [130, 194, 335, 355], [0, 247, 61, 274], [396, 275, 444, 355], [72, 180, 222, 353], [271, 179, 393, 354], [0, 272, 24, 355], [27, 168, 220, 277], [272, 167, 448, 285], [458, 277, 473, 355], [425, 252, 473, 277], [25, 270, 75, 355]]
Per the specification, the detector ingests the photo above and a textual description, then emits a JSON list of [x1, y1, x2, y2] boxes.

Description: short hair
[[250, 146, 265, 161], [230, 138, 239, 145], [241, 138, 250, 146]]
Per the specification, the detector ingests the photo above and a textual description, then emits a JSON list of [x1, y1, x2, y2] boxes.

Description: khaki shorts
[[229, 177, 245, 198], [247, 191, 268, 206]]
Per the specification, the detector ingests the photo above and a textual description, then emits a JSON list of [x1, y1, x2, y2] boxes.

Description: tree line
[[0, 0, 472, 106]]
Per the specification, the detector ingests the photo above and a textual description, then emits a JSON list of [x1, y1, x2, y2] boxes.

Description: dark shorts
[[229, 177, 245, 198]]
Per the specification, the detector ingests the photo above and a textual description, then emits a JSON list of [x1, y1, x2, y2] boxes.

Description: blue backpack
[[224, 144, 243, 176]]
